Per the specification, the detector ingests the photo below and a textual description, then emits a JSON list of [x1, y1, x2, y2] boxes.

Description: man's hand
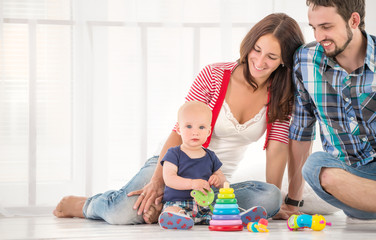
[[272, 203, 302, 220], [127, 179, 164, 215]]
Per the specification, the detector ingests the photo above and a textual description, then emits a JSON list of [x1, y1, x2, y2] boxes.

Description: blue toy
[[287, 214, 332, 231]]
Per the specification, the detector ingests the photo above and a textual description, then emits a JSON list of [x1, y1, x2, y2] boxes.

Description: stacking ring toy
[[210, 220, 243, 226], [218, 193, 235, 199], [213, 208, 240, 215], [216, 198, 237, 204], [209, 225, 243, 231], [209, 182, 243, 232], [219, 188, 234, 194], [212, 214, 241, 220], [214, 204, 239, 209]]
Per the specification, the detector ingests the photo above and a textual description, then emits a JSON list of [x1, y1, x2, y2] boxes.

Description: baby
[[158, 101, 226, 230]]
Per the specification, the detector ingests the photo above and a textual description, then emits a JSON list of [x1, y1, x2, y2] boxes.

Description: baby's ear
[[176, 123, 181, 135]]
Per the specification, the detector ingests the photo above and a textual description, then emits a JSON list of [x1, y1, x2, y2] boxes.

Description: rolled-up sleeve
[[289, 50, 317, 141]]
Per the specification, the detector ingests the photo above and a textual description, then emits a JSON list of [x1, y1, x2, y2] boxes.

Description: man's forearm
[[287, 139, 313, 200]]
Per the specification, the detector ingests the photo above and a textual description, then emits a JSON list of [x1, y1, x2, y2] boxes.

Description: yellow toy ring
[[219, 188, 234, 194], [218, 193, 235, 199]]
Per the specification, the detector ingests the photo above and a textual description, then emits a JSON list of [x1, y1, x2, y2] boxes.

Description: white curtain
[[1, 0, 374, 214]]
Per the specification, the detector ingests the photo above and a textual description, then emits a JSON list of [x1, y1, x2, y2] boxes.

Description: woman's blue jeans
[[302, 151, 376, 219], [83, 156, 282, 224]]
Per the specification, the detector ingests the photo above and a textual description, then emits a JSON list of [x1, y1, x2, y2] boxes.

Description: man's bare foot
[[143, 203, 163, 224], [53, 196, 87, 218]]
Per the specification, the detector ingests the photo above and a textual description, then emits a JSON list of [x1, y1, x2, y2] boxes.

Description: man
[[286, 0, 376, 221]]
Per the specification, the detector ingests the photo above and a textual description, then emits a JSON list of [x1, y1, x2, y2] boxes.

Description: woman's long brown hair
[[239, 13, 305, 123]]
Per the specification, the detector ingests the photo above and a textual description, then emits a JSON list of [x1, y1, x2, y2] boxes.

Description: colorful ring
[[216, 198, 237, 204], [208, 224, 243, 231], [210, 219, 243, 226], [213, 208, 240, 215], [218, 193, 235, 199], [219, 188, 234, 194], [212, 214, 241, 220], [214, 203, 239, 209], [247, 222, 259, 232]]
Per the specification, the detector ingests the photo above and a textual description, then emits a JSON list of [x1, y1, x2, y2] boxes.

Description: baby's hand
[[191, 179, 210, 195], [208, 175, 221, 188]]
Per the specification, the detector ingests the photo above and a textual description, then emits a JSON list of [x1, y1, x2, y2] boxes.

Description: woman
[[53, 13, 304, 224]]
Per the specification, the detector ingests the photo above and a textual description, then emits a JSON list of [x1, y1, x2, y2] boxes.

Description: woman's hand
[[272, 203, 302, 220], [127, 179, 164, 215]]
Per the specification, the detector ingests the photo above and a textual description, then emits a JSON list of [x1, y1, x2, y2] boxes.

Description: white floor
[[1, 212, 376, 240]]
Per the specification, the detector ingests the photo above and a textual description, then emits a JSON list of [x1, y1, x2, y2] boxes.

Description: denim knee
[[83, 156, 159, 224], [84, 190, 143, 225], [232, 181, 281, 218], [103, 196, 143, 225], [302, 151, 328, 186], [262, 184, 282, 217]]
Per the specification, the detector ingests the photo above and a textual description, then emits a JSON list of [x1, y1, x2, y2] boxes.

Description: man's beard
[[325, 24, 353, 58]]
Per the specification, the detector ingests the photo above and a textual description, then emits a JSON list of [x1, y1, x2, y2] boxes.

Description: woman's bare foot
[[143, 203, 163, 224], [53, 196, 87, 218]]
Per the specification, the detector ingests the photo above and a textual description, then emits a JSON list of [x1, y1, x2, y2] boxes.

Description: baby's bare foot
[[143, 203, 163, 224], [53, 196, 87, 218]]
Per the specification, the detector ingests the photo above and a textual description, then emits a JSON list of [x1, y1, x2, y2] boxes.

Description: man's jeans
[[303, 151, 376, 219]]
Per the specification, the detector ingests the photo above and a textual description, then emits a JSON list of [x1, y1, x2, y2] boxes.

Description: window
[[1, 0, 315, 212]]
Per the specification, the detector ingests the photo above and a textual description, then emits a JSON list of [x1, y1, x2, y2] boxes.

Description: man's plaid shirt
[[290, 32, 376, 167]]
